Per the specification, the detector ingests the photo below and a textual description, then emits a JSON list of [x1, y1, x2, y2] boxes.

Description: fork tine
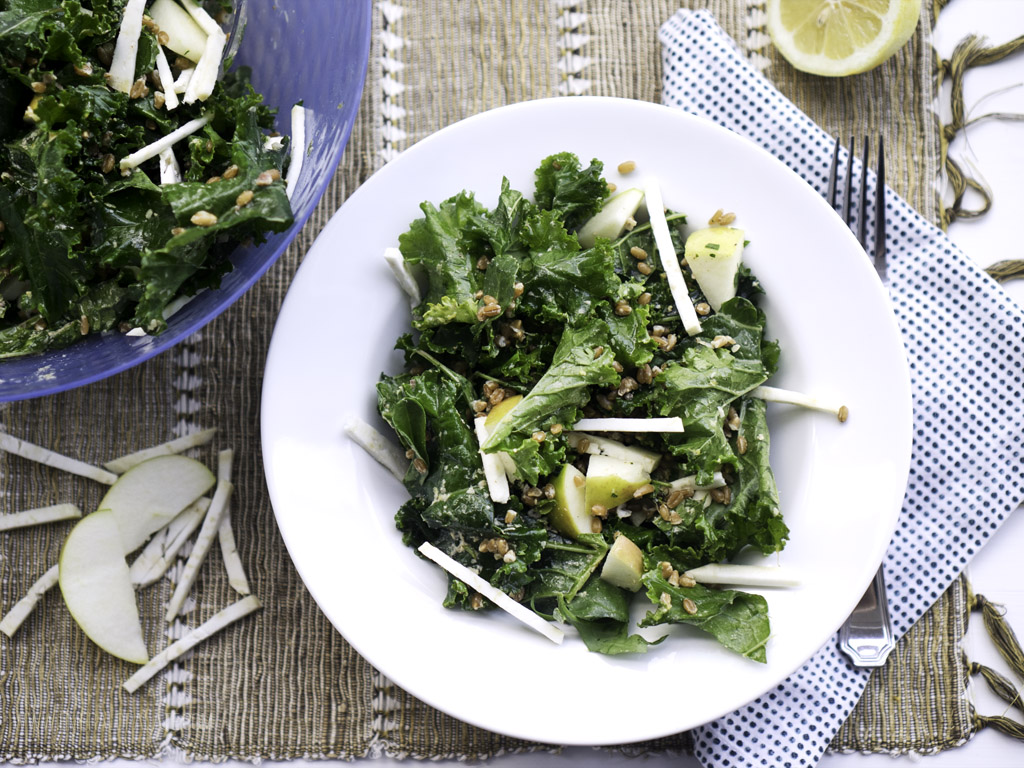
[[857, 136, 869, 247], [826, 137, 840, 208], [874, 135, 887, 283], [841, 136, 855, 227]]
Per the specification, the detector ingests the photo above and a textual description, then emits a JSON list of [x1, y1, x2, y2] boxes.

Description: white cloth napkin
[[659, 9, 1024, 767]]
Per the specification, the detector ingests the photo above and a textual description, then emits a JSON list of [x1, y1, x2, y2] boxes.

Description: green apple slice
[[483, 394, 522, 478], [600, 534, 644, 592], [483, 394, 523, 429], [99, 454, 216, 554], [683, 226, 745, 311], [577, 188, 644, 248], [584, 454, 650, 512], [59, 510, 148, 664], [550, 463, 591, 539]]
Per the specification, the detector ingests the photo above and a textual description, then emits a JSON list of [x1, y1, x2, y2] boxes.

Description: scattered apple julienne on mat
[[0, 429, 260, 691]]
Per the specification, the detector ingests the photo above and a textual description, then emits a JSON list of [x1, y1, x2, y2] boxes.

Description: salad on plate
[[355, 151, 844, 661], [0, 0, 299, 358]]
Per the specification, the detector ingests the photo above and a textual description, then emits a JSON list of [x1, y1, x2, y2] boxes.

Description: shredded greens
[[0, 0, 292, 358], [376, 152, 787, 662]]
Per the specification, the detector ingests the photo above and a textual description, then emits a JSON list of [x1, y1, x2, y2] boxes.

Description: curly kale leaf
[[533, 151, 608, 231], [558, 575, 659, 655], [481, 318, 619, 458], [639, 573, 770, 662]]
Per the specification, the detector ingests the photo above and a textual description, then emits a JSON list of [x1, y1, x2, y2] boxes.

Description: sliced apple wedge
[[550, 463, 591, 539], [99, 454, 215, 554], [577, 188, 644, 248], [684, 226, 745, 312], [59, 510, 148, 664], [600, 534, 644, 592], [585, 454, 651, 512]]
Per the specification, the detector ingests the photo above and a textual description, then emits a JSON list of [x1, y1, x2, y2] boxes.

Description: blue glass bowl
[[0, 0, 372, 401]]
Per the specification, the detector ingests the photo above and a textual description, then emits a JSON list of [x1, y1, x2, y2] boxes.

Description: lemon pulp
[[766, 0, 922, 77]]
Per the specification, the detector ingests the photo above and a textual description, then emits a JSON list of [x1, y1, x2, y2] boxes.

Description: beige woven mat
[[0, 0, 969, 760]]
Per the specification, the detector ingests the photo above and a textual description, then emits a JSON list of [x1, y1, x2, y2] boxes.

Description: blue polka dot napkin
[[659, 9, 1024, 767]]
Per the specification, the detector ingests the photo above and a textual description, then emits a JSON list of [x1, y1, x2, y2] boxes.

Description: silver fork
[[827, 136, 897, 668]]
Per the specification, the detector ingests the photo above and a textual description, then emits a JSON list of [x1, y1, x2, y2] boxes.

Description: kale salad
[[0, 0, 294, 357], [372, 152, 798, 662]]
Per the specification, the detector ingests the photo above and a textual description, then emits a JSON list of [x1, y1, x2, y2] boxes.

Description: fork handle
[[838, 565, 896, 667]]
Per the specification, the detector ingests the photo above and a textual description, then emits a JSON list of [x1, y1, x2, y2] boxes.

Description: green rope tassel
[[977, 594, 1024, 681], [968, 658, 1024, 716], [975, 713, 1024, 740], [985, 260, 1024, 284], [936, 33, 1024, 228]]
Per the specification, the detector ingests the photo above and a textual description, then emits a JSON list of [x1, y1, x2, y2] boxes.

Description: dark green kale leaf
[[528, 534, 607, 614], [376, 368, 479, 496], [647, 345, 768, 482], [727, 396, 788, 555], [639, 573, 770, 662], [533, 151, 608, 231], [400, 191, 486, 328], [482, 318, 619, 456], [558, 574, 659, 655], [517, 212, 620, 323]]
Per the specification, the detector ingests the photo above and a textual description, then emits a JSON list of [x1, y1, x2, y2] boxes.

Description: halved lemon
[[766, 0, 922, 77]]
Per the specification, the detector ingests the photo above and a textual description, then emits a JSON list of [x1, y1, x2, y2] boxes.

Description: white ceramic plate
[[261, 97, 912, 745]]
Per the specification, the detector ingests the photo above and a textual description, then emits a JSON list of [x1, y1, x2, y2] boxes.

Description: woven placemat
[[0, 0, 972, 761]]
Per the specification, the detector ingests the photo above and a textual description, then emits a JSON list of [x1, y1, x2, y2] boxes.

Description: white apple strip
[[182, 27, 225, 104], [129, 497, 211, 587], [473, 417, 510, 504], [0, 503, 82, 532], [285, 105, 306, 200], [0, 433, 118, 485], [120, 114, 212, 171], [751, 386, 849, 422], [566, 432, 661, 472], [667, 472, 726, 492], [644, 178, 702, 336], [104, 428, 217, 474], [417, 542, 564, 645], [178, 0, 223, 36], [173, 67, 194, 94], [215, 449, 251, 596], [572, 417, 684, 433], [154, 44, 180, 111], [684, 563, 801, 588], [158, 146, 182, 185], [123, 595, 262, 693], [343, 417, 409, 482], [107, 0, 147, 93], [384, 247, 422, 305], [0, 564, 58, 638], [165, 477, 233, 620]]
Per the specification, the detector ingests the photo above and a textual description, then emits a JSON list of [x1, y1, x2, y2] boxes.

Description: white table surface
[[105, 3, 1024, 767]]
